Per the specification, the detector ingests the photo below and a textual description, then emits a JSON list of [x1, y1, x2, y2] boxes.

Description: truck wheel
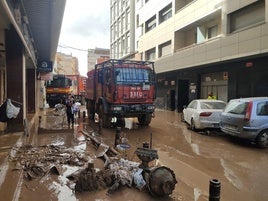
[[138, 114, 152, 126], [88, 100, 95, 120], [99, 104, 111, 128]]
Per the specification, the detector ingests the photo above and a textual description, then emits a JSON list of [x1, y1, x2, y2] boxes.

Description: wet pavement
[[0, 106, 267, 201]]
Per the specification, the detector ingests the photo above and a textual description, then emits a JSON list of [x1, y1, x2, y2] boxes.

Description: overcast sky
[[57, 0, 110, 76]]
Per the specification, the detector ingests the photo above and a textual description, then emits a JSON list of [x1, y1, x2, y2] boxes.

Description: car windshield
[[200, 101, 226, 109], [224, 101, 248, 114]]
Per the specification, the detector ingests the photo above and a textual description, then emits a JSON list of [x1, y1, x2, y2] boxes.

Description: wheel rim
[[259, 131, 268, 145]]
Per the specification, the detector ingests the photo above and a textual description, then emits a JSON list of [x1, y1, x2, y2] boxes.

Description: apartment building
[[110, 0, 137, 59], [136, 0, 268, 111], [87, 48, 110, 71], [55, 52, 79, 75]]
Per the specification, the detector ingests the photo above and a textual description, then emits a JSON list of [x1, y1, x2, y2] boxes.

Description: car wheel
[[190, 118, 196, 131], [256, 130, 268, 148]]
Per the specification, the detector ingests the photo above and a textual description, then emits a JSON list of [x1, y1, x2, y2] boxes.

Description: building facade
[[87, 48, 110, 71], [55, 52, 79, 75], [0, 0, 65, 132], [135, 0, 268, 111], [110, 0, 136, 59]]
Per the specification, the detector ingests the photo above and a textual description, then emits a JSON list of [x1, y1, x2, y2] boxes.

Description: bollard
[[209, 179, 221, 201], [114, 127, 121, 147]]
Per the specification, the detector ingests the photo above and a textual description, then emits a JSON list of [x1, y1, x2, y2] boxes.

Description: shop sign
[[38, 61, 53, 72]]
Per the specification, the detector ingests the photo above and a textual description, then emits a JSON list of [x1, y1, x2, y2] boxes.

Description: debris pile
[[9, 129, 177, 198], [67, 162, 109, 192], [67, 158, 141, 194], [10, 144, 89, 180], [75, 130, 177, 197]]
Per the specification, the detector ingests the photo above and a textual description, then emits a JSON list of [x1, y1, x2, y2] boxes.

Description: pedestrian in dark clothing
[[66, 95, 75, 128]]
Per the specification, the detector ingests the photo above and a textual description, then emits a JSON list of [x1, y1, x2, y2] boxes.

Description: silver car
[[182, 99, 227, 130], [220, 97, 268, 147]]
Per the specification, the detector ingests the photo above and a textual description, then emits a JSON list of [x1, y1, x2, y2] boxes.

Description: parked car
[[220, 97, 268, 148], [182, 99, 227, 130]]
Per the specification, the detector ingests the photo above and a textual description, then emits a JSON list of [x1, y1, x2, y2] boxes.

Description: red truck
[[85, 59, 156, 127]]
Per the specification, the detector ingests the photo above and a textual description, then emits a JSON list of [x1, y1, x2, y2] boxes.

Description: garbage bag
[[6, 99, 20, 119]]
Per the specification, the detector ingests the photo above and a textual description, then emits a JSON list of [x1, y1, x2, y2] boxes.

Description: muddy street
[[0, 108, 267, 201]]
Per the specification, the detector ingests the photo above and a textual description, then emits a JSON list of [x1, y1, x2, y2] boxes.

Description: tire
[[138, 114, 152, 126], [86, 100, 95, 120], [190, 118, 196, 131], [181, 113, 185, 122], [256, 130, 268, 148], [99, 104, 111, 128]]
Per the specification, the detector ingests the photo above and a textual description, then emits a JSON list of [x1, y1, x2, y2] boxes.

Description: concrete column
[[5, 26, 24, 131], [27, 68, 36, 113]]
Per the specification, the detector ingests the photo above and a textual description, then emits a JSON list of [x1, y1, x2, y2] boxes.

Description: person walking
[[66, 95, 75, 128]]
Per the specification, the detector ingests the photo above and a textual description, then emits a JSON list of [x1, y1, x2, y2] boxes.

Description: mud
[[0, 107, 267, 201]]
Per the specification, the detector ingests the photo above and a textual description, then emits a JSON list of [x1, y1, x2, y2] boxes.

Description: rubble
[[9, 144, 89, 180], [9, 129, 177, 198]]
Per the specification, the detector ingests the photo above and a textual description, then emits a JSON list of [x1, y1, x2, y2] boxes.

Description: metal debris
[[9, 144, 89, 180]]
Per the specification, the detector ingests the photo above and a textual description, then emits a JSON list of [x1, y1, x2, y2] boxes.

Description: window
[[229, 0, 265, 33], [145, 48, 156, 60], [145, 15, 156, 32], [136, 14, 139, 28], [200, 102, 226, 110], [257, 102, 268, 116], [196, 22, 219, 43], [225, 101, 248, 115], [208, 25, 218, 39], [159, 41, 171, 57], [122, 14, 126, 31], [159, 3, 172, 24], [126, 8, 130, 30], [122, 36, 125, 51], [188, 101, 197, 109]]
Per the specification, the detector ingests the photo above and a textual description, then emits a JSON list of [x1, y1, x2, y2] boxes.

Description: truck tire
[[99, 104, 111, 128], [138, 114, 152, 126]]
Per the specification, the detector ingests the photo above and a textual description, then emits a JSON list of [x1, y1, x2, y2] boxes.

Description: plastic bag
[[6, 99, 20, 119], [133, 168, 146, 190]]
